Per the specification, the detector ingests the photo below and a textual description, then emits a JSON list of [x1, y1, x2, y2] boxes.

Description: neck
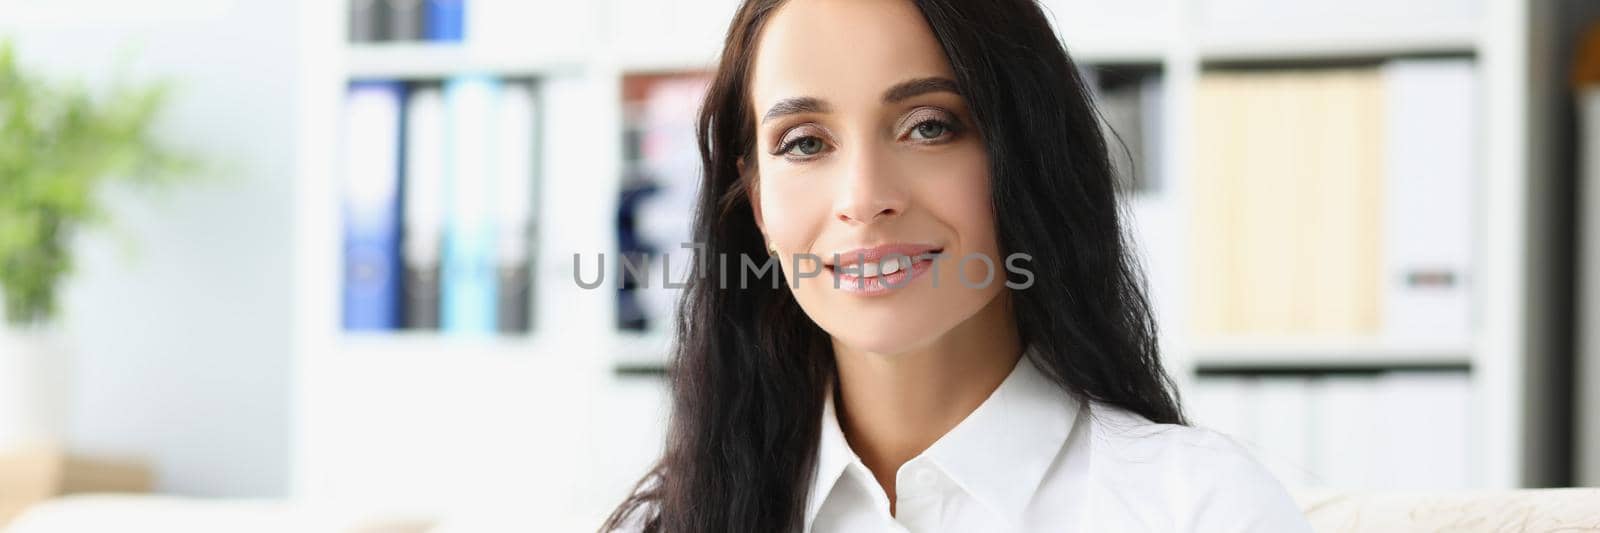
[[830, 292, 1023, 513]]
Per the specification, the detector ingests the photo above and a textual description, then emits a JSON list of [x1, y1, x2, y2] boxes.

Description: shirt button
[[915, 467, 938, 487]]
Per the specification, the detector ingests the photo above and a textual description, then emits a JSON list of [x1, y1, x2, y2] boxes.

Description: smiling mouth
[[825, 250, 942, 278], [822, 243, 944, 279]]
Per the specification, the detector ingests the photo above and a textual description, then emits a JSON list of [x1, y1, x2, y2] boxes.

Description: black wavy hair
[[601, 0, 1186, 531]]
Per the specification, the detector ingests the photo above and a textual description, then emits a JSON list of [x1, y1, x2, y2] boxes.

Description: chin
[[829, 328, 936, 357], [804, 288, 994, 357]]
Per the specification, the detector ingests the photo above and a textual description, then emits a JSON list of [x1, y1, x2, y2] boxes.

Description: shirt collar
[[804, 351, 1080, 530], [805, 379, 857, 532]]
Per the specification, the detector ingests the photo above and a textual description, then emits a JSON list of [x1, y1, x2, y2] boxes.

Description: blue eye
[[788, 136, 824, 155], [770, 125, 830, 160], [912, 121, 948, 140]]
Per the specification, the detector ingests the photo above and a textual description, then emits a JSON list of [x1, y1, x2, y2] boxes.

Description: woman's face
[[746, 0, 1006, 355]]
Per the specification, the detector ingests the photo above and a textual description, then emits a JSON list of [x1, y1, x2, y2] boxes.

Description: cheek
[[757, 168, 831, 253], [909, 145, 998, 255]]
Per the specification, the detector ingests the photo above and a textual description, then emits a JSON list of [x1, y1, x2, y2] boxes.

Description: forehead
[[748, 0, 955, 110]]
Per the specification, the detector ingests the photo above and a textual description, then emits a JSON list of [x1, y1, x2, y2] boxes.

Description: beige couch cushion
[[1294, 488, 1600, 532], [3, 495, 434, 533]]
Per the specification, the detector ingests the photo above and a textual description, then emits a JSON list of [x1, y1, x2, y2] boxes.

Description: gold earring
[[767, 242, 779, 256]]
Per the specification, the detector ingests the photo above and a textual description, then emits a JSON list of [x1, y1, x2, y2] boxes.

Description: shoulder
[[1085, 400, 1254, 464], [1082, 401, 1313, 532]]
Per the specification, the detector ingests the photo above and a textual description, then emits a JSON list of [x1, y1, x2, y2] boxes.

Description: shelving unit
[[289, 0, 1565, 523], [292, 1, 626, 522], [1149, 0, 1557, 490]]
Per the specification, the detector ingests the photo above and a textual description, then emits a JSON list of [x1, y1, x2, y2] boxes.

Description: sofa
[[8, 489, 1600, 532], [1294, 488, 1600, 532]]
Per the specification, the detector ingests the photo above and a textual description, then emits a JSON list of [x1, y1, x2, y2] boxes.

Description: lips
[[824, 243, 943, 278]]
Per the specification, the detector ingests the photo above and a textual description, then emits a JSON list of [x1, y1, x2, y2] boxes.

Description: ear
[[740, 157, 767, 237]]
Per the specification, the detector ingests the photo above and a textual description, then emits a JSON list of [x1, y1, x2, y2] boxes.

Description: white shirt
[[607, 354, 1313, 532], [805, 354, 1313, 532]]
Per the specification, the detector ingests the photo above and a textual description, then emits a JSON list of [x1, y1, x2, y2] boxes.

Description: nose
[[833, 145, 907, 225]]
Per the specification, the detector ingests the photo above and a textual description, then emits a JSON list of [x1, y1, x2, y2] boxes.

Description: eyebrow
[[759, 76, 962, 125], [882, 76, 961, 104], [761, 96, 829, 125]]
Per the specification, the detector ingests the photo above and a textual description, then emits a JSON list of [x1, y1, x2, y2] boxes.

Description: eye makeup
[[762, 104, 969, 162], [770, 123, 833, 159], [895, 106, 964, 143]]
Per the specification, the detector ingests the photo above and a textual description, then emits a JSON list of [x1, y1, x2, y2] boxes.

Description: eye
[[898, 107, 963, 143], [771, 124, 832, 160], [910, 120, 949, 141], [787, 136, 825, 156]]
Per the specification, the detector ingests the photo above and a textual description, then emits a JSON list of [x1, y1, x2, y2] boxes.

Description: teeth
[[836, 251, 939, 277]]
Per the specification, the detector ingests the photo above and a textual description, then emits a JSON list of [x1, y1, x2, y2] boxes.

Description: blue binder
[[342, 82, 404, 331], [423, 0, 465, 42], [441, 76, 499, 334]]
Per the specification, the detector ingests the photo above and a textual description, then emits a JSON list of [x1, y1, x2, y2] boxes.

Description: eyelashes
[[768, 107, 966, 162], [896, 107, 963, 141], [772, 126, 829, 158]]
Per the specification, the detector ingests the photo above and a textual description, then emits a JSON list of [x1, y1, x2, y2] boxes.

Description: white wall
[[0, 0, 299, 497]]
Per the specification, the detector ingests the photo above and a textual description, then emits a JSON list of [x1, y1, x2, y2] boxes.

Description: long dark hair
[[601, 0, 1186, 530]]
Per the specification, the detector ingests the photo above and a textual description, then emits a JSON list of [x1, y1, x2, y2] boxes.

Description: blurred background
[[2, 0, 1600, 530]]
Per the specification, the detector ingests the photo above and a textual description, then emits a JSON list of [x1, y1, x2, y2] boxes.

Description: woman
[[604, 0, 1311, 531]]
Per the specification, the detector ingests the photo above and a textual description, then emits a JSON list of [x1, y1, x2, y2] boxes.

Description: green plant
[[0, 41, 197, 327]]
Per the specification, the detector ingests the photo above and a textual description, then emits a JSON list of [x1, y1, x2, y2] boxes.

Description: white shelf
[[1063, 38, 1169, 65], [344, 43, 585, 80], [615, 51, 720, 75], [333, 331, 546, 358], [316, 330, 677, 375], [1198, 26, 1478, 63], [1189, 336, 1474, 370]]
